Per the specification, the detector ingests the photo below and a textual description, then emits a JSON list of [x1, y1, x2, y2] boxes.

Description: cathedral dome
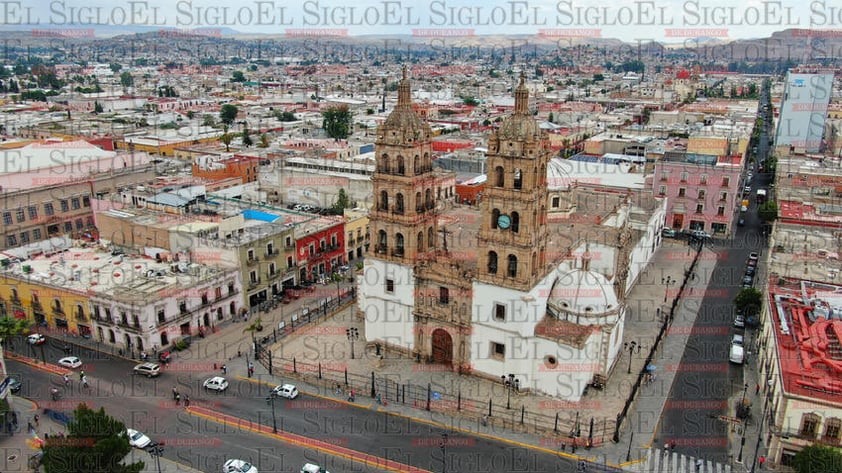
[[495, 73, 541, 141], [547, 256, 618, 317], [379, 67, 432, 142]]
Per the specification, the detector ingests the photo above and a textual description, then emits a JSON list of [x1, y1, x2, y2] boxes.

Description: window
[[82, 195, 91, 207], [658, 185, 666, 195], [268, 263, 276, 276], [157, 308, 165, 323], [92, 305, 101, 318], [825, 418, 841, 441], [71, 197, 80, 209], [697, 189, 706, 199], [64, 222, 73, 232], [385, 279, 395, 293], [507, 254, 518, 278], [395, 233, 404, 256], [678, 188, 686, 198], [491, 208, 500, 229], [247, 249, 255, 261], [439, 287, 449, 304], [511, 212, 519, 233], [309, 244, 315, 256], [20, 232, 29, 244], [32, 228, 41, 240], [319, 239, 326, 251], [28, 205, 37, 219], [494, 166, 504, 187], [331, 234, 337, 247], [75, 219, 84, 230], [16, 208, 24, 222], [178, 300, 188, 314], [494, 303, 506, 321], [513, 169, 523, 189], [60, 200, 69, 212], [695, 204, 704, 214], [800, 413, 820, 438], [249, 271, 257, 283], [680, 171, 688, 182], [397, 155, 405, 175], [717, 206, 725, 216], [491, 342, 505, 360], [699, 174, 707, 185], [395, 193, 404, 213], [44, 203, 54, 216], [660, 172, 668, 181], [2, 212, 10, 225], [379, 190, 389, 211], [228, 282, 235, 295], [285, 236, 292, 247], [551, 196, 560, 208], [722, 176, 730, 187], [719, 191, 728, 201], [6, 235, 16, 247], [487, 251, 498, 274]]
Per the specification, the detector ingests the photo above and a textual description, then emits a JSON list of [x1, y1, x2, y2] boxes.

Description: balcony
[[265, 249, 280, 258], [30, 300, 43, 312], [267, 271, 281, 280], [391, 250, 405, 257], [52, 306, 65, 316], [248, 278, 262, 289], [348, 238, 355, 246], [246, 257, 260, 267], [284, 244, 295, 250], [374, 245, 387, 255], [118, 322, 141, 333], [97, 317, 114, 326], [75, 312, 86, 322]]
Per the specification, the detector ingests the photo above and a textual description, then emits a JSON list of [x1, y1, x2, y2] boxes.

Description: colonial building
[[359, 71, 653, 401]]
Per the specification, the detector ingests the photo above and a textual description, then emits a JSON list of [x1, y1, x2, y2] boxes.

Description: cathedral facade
[[359, 69, 657, 401]]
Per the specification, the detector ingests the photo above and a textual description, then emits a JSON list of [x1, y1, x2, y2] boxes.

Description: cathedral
[[358, 68, 660, 401]]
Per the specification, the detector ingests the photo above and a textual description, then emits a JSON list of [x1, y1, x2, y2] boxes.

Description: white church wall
[[360, 258, 416, 352], [532, 335, 597, 401]]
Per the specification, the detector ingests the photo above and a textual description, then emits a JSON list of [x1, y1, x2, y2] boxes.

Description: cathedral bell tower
[[369, 66, 438, 263], [476, 73, 551, 292]]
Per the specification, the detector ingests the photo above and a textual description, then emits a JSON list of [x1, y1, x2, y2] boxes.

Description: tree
[[202, 114, 216, 127], [593, 73, 605, 81], [231, 71, 246, 82], [734, 287, 762, 317], [41, 403, 143, 473], [548, 112, 554, 123], [0, 316, 31, 347], [792, 445, 842, 473], [275, 110, 296, 122], [332, 188, 351, 213], [259, 133, 269, 148], [219, 104, 238, 125], [93, 101, 103, 114], [241, 123, 253, 148], [243, 316, 264, 353], [758, 201, 778, 222], [119, 71, 133, 90], [219, 126, 233, 152], [109, 63, 121, 73], [321, 105, 352, 139], [462, 96, 479, 106]]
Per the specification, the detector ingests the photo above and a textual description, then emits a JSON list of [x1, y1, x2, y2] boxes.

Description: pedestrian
[[27, 421, 33, 433], [335, 383, 342, 396], [482, 414, 488, 427], [695, 458, 703, 472], [81, 376, 88, 388], [758, 456, 765, 470], [376, 393, 382, 405], [34, 414, 39, 426], [175, 393, 181, 406], [184, 395, 190, 407], [172, 386, 178, 400], [756, 383, 761, 395], [63, 374, 69, 386], [79, 370, 84, 381], [222, 364, 227, 375]]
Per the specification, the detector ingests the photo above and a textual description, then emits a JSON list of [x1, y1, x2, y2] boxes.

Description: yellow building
[[343, 208, 370, 264], [0, 268, 92, 336]]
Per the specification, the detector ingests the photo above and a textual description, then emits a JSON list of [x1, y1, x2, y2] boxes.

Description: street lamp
[[663, 276, 675, 303], [147, 442, 164, 473], [624, 341, 641, 374], [265, 391, 278, 433], [439, 433, 448, 473], [741, 382, 749, 407], [501, 374, 516, 410], [346, 327, 359, 360]]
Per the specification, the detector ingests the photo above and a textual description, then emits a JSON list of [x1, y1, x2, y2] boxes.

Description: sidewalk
[[0, 397, 202, 473]]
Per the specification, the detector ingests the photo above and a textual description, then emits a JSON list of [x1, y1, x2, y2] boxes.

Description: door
[[431, 328, 453, 365]]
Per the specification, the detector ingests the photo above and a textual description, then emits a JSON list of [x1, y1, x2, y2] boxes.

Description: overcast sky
[[3, 0, 830, 41]]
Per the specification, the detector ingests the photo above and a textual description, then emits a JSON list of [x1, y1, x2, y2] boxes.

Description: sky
[[2, 0, 833, 42]]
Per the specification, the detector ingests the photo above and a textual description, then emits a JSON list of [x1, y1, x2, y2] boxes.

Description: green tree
[[548, 112, 554, 123], [41, 404, 143, 473], [462, 96, 479, 106], [758, 201, 778, 222], [231, 71, 246, 82], [259, 133, 269, 148], [219, 104, 238, 125], [241, 123, 253, 148], [202, 114, 216, 127], [593, 73, 605, 81], [243, 316, 264, 351], [119, 71, 133, 89], [332, 188, 351, 213], [321, 105, 352, 139], [274, 110, 296, 122], [93, 101, 103, 114], [219, 126, 233, 152], [109, 63, 122, 73], [734, 287, 762, 317], [792, 445, 842, 473], [0, 316, 31, 347]]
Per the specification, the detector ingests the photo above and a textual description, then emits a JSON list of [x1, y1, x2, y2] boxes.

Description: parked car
[[661, 228, 677, 237], [58, 356, 82, 369], [7, 377, 21, 394], [734, 314, 745, 328], [27, 334, 46, 345], [745, 266, 756, 276], [126, 428, 152, 449], [737, 218, 745, 226], [203, 376, 228, 392], [224, 459, 258, 473], [133, 362, 161, 378], [301, 464, 329, 473], [730, 334, 745, 364], [691, 230, 711, 240], [749, 252, 759, 261], [271, 384, 299, 399], [742, 275, 754, 288]]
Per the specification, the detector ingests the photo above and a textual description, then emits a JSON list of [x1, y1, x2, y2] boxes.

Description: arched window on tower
[[397, 156, 406, 175], [379, 191, 389, 211], [494, 166, 504, 187], [415, 191, 423, 212], [395, 193, 404, 214], [417, 232, 424, 253], [492, 208, 500, 229], [395, 233, 405, 256], [378, 230, 387, 253], [531, 252, 537, 276], [507, 254, 518, 278], [381, 154, 390, 174], [511, 212, 520, 233], [413, 155, 420, 175], [425, 189, 433, 209], [514, 169, 523, 189], [428, 227, 435, 250], [488, 251, 498, 274]]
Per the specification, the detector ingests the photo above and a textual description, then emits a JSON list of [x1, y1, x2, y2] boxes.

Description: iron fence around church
[[257, 349, 616, 450]]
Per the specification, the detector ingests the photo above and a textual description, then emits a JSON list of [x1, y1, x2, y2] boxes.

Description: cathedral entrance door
[[431, 328, 453, 365]]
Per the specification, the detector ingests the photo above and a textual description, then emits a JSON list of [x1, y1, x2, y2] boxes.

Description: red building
[[294, 217, 345, 283], [191, 154, 260, 184]]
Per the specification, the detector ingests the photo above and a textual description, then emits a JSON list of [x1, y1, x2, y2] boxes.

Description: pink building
[[653, 152, 745, 236]]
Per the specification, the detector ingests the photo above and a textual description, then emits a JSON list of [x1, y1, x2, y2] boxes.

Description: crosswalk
[[624, 448, 733, 473]]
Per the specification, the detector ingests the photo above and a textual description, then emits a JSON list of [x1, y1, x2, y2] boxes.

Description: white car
[[301, 464, 329, 473], [27, 334, 46, 345], [58, 356, 82, 369], [272, 384, 299, 399], [223, 459, 257, 473], [126, 428, 151, 449], [203, 376, 229, 392]]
